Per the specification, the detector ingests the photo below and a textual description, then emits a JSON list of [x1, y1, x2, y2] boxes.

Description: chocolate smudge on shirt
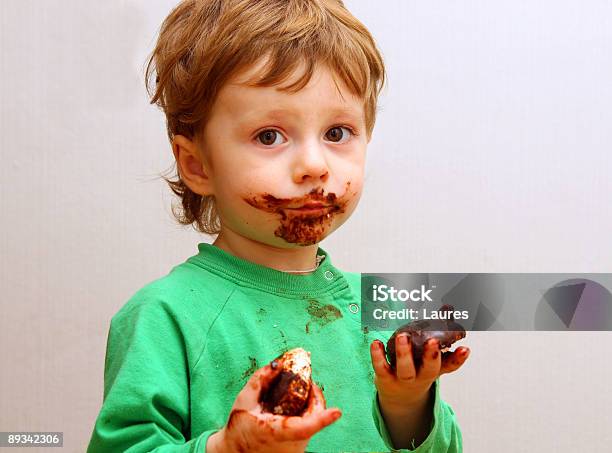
[[255, 307, 266, 323], [240, 356, 258, 380], [307, 299, 342, 326]]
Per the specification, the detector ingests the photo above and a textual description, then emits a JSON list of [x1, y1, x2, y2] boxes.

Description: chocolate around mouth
[[243, 183, 351, 246]]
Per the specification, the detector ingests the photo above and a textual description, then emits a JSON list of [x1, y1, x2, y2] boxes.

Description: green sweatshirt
[[87, 243, 462, 452]]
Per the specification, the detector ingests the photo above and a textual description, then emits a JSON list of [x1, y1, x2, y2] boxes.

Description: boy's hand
[[369, 333, 470, 448], [370, 333, 470, 412], [206, 361, 341, 453]]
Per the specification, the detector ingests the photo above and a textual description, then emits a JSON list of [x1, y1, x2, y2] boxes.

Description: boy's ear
[[172, 135, 214, 196]]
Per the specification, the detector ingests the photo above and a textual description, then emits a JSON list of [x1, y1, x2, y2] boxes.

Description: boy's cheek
[[341, 181, 364, 212]]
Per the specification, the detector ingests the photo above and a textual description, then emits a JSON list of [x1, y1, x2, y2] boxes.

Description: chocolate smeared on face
[[243, 182, 352, 245], [386, 304, 467, 369]]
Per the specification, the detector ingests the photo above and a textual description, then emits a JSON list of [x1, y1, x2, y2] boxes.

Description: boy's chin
[[239, 213, 348, 248], [259, 236, 324, 249], [265, 225, 340, 248]]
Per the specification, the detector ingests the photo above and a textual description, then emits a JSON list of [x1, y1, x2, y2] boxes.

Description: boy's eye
[[257, 130, 285, 146], [256, 126, 354, 146], [325, 126, 352, 143]]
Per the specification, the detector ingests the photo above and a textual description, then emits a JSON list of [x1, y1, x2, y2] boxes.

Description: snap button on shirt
[[324, 270, 334, 280]]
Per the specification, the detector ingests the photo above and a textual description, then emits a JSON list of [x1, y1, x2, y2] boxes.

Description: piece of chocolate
[[386, 304, 466, 369], [260, 348, 312, 416]]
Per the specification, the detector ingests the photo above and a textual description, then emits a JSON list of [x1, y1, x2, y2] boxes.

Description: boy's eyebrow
[[241, 107, 363, 122]]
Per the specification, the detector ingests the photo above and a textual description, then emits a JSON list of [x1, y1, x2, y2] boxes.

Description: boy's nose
[[292, 143, 330, 183]]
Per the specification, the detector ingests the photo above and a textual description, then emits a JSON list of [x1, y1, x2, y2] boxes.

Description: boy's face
[[197, 62, 368, 247]]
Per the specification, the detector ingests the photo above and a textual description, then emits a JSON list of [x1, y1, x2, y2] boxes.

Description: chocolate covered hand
[[206, 360, 341, 453], [370, 333, 470, 410], [372, 304, 470, 408], [368, 305, 470, 448]]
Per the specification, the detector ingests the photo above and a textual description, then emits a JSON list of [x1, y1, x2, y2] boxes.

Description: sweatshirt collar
[[188, 242, 348, 297]]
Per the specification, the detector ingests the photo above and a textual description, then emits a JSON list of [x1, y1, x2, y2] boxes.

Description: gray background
[[1, 0, 611, 451]]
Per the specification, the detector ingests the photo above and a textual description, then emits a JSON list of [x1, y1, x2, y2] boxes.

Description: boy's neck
[[212, 228, 321, 275]]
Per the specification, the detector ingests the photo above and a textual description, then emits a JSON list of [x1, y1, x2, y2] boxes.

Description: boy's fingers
[[418, 339, 441, 379], [370, 340, 393, 381], [273, 408, 342, 442], [395, 333, 417, 381], [440, 347, 470, 376]]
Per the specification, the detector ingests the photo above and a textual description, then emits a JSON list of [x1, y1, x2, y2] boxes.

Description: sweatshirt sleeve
[[371, 379, 463, 452], [87, 300, 218, 453]]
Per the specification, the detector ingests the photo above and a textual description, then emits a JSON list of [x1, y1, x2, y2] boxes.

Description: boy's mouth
[[285, 204, 334, 216], [289, 201, 329, 209], [243, 183, 352, 245]]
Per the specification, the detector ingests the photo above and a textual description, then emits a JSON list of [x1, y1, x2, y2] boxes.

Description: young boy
[[87, 0, 470, 451]]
